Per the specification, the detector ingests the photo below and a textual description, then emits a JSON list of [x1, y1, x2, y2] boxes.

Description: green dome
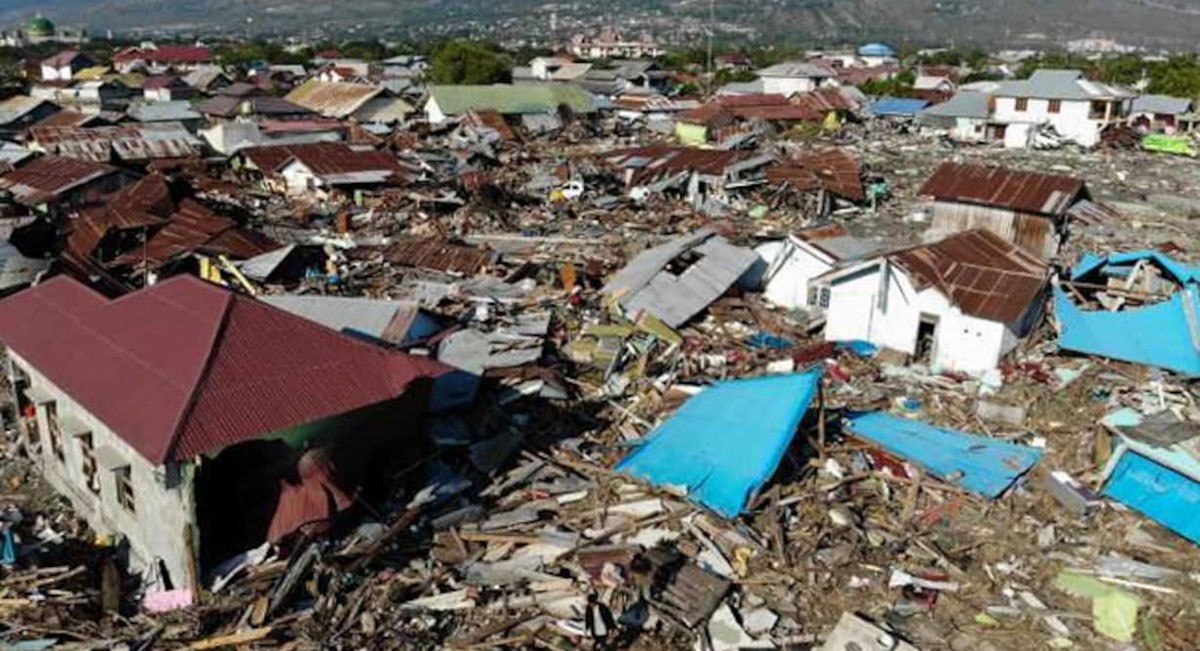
[[25, 16, 55, 37]]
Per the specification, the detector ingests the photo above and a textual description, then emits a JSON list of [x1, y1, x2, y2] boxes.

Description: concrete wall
[[822, 262, 1019, 373], [761, 76, 819, 96], [757, 238, 835, 311], [10, 350, 198, 592], [993, 96, 1099, 146]]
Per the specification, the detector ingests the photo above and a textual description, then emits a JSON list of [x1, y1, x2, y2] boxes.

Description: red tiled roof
[[918, 162, 1087, 217], [890, 229, 1048, 323], [0, 275, 446, 465]]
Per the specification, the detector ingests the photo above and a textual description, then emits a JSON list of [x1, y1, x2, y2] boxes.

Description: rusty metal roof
[[31, 124, 200, 163], [240, 142, 403, 180], [919, 162, 1087, 217], [0, 155, 118, 205], [0, 275, 445, 465], [388, 238, 495, 275], [891, 229, 1048, 323], [111, 199, 276, 269], [603, 145, 755, 186], [766, 148, 864, 202]]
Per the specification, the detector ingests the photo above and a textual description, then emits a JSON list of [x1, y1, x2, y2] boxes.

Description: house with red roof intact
[[0, 275, 445, 592]]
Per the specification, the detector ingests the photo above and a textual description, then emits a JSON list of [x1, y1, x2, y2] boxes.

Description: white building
[[753, 225, 881, 313], [568, 27, 662, 60], [818, 229, 1048, 374], [40, 50, 92, 82], [755, 61, 837, 96], [990, 69, 1133, 148]]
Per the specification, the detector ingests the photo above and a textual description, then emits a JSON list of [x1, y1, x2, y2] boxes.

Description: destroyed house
[[1055, 250, 1200, 376], [0, 275, 445, 591], [603, 227, 759, 328], [989, 69, 1133, 148], [919, 162, 1091, 260], [235, 143, 408, 196], [602, 146, 774, 206], [673, 94, 811, 144], [820, 228, 1049, 374], [284, 80, 384, 120]]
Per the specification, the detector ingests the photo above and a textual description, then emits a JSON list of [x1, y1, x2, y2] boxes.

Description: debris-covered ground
[[3, 108, 1200, 651]]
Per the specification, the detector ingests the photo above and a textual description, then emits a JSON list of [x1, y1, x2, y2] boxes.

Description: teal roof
[[428, 84, 595, 117], [25, 16, 55, 36]]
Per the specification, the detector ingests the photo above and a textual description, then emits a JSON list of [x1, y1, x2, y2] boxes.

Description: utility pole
[[706, 0, 715, 98]]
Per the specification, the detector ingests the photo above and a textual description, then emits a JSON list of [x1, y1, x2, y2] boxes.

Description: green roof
[[428, 84, 595, 117], [25, 16, 55, 36]]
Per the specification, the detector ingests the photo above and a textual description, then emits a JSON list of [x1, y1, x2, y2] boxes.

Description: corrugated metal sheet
[[261, 294, 429, 345], [387, 238, 495, 275], [766, 148, 864, 202], [0, 275, 445, 465], [603, 146, 755, 186], [32, 124, 200, 163], [919, 162, 1086, 217], [0, 155, 117, 205], [603, 228, 759, 327], [892, 228, 1047, 323], [285, 80, 383, 119]]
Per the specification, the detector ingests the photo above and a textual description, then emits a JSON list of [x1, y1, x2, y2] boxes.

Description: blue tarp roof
[[845, 411, 1043, 498], [1057, 250, 1200, 376], [615, 371, 821, 517], [870, 97, 931, 117], [1071, 250, 1200, 285], [1104, 448, 1200, 545]]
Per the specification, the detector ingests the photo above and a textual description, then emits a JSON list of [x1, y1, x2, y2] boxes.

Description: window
[[79, 434, 99, 495], [115, 467, 135, 513], [45, 402, 64, 462], [1048, 99, 1061, 114], [1015, 97, 1028, 112], [807, 286, 820, 307], [1090, 101, 1108, 119], [819, 288, 831, 309]]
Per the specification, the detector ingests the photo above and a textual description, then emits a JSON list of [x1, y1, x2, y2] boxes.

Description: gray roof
[[602, 227, 759, 327], [0, 96, 51, 127], [260, 294, 432, 345], [717, 80, 765, 95], [0, 142, 35, 167], [918, 91, 991, 120], [995, 69, 1133, 101], [756, 61, 834, 79], [805, 235, 882, 262], [126, 101, 202, 123], [1132, 94, 1193, 116]]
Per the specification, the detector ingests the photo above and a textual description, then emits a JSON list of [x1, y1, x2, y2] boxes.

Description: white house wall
[[761, 77, 818, 96], [756, 238, 834, 311], [823, 264, 1018, 373], [993, 97, 1098, 147], [12, 350, 198, 591]]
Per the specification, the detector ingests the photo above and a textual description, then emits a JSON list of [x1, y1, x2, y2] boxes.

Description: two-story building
[[989, 69, 1133, 148], [0, 275, 445, 593]]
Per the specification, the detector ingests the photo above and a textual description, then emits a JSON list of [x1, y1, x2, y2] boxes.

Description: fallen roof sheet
[[602, 227, 759, 328], [845, 411, 1043, 498], [0, 275, 446, 465], [1103, 442, 1200, 545], [388, 238, 495, 275], [616, 371, 822, 517], [766, 148, 864, 202], [261, 294, 436, 346], [1055, 250, 1200, 376], [919, 161, 1086, 217]]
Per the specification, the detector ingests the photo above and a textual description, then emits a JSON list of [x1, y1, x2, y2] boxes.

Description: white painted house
[[818, 229, 1048, 374], [990, 69, 1133, 148], [753, 225, 882, 313], [40, 50, 92, 82], [756, 61, 837, 96]]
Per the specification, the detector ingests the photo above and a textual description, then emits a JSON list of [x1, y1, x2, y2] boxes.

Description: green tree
[[428, 39, 512, 85], [858, 70, 916, 97]]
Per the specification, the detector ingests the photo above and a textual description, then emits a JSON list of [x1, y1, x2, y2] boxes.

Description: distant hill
[[5, 0, 1200, 48]]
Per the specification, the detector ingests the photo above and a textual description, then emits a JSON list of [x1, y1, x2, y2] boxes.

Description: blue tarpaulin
[[615, 371, 821, 517], [1104, 449, 1200, 545], [1056, 251, 1200, 376], [845, 411, 1043, 498], [870, 97, 931, 117]]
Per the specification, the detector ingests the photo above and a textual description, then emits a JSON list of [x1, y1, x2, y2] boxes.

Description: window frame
[[1014, 97, 1029, 112], [115, 466, 135, 513]]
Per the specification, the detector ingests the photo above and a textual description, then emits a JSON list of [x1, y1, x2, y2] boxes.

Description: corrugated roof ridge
[[158, 280, 235, 463]]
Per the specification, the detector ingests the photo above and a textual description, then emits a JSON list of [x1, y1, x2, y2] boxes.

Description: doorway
[[916, 314, 939, 363]]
